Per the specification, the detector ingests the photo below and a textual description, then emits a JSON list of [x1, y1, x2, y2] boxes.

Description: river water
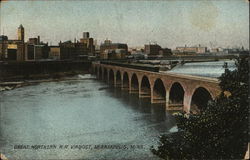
[[0, 74, 176, 160], [167, 60, 236, 78]]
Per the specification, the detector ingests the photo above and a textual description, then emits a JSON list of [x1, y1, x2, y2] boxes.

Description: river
[[0, 74, 176, 160], [167, 60, 236, 78]]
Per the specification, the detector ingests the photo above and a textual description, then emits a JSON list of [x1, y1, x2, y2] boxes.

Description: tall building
[[18, 24, 25, 42], [83, 32, 89, 39], [0, 35, 8, 60], [80, 32, 95, 56]]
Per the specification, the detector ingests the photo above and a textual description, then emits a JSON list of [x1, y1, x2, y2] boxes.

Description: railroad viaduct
[[92, 62, 221, 113]]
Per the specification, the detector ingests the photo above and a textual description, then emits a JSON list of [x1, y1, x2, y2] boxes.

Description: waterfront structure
[[25, 44, 49, 60], [59, 40, 88, 60], [33, 44, 49, 60], [49, 46, 61, 60], [7, 42, 25, 61], [92, 62, 221, 113], [6, 40, 25, 61], [25, 36, 49, 61]]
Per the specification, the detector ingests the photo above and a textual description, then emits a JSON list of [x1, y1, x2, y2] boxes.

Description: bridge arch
[[116, 70, 122, 86], [131, 73, 139, 92], [103, 68, 108, 82], [122, 72, 129, 90], [190, 87, 212, 113], [140, 75, 151, 97], [169, 82, 185, 107], [153, 78, 166, 103], [109, 69, 115, 85]]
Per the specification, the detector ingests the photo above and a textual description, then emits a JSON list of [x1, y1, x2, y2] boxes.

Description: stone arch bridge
[[92, 62, 221, 113]]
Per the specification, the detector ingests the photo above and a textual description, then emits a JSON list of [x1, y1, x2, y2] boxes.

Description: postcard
[[0, 0, 249, 160]]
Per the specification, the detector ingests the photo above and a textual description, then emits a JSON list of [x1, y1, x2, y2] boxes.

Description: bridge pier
[[113, 75, 116, 86], [183, 91, 192, 113], [165, 90, 170, 110], [150, 84, 154, 103]]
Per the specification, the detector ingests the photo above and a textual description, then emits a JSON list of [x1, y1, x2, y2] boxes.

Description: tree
[[151, 56, 249, 159]]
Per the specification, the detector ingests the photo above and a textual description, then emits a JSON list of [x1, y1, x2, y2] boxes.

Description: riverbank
[[0, 60, 92, 91], [0, 70, 89, 92], [0, 60, 91, 80]]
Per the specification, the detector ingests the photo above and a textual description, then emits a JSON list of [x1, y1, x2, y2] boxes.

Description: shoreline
[[0, 71, 89, 92]]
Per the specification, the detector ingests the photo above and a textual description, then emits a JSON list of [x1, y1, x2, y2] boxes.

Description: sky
[[0, 0, 249, 49]]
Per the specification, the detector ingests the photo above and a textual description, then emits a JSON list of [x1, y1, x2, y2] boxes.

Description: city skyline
[[0, 0, 249, 49]]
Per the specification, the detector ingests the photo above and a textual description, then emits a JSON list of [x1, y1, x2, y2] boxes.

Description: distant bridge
[[92, 62, 221, 113]]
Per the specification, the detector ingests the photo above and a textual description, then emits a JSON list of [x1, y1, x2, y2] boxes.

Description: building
[[7, 44, 18, 60], [159, 48, 172, 56], [0, 25, 25, 61], [176, 46, 197, 54], [144, 44, 172, 57], [175, 44, 208, 54], [18, 24, 24, 42], [145, 44, 162, 55], [59, 40, 89, 60], [49, 46, 61, 60], [34, 44, 49, 60], [26, 44, 35, 60], [25, 43, 49, 61], [197, 44, 208, 53], [101, 49, 127, 59], [5, 40, 25, 61], [0, 35, 8, 41], [100, 39, 128, 59], [83, 32, 89, 39], [24, 35, 49, 61], [0, 35, 8, 60], [6, 43, 25, 61], [79, 32, 95, 56], [28, 36, 40, 45]]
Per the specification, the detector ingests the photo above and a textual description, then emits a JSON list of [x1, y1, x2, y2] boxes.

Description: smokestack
[[38, 36, 40, 44]]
